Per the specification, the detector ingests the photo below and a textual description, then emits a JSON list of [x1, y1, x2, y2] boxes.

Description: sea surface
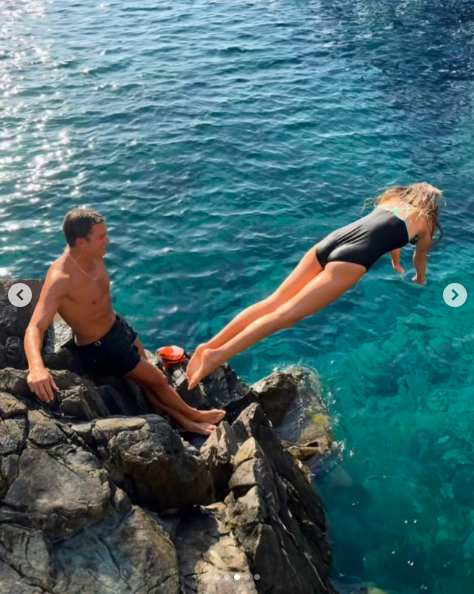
[[1, 1, 474, 592]]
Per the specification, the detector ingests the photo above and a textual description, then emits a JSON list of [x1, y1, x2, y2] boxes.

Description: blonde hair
[[366, 183, 444, 248]]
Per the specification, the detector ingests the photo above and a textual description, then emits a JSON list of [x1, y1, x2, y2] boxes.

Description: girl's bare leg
[[186, 247, 323, 381], [187, 261, 366, 389]]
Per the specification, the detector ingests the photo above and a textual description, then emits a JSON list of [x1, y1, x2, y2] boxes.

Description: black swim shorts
[[74, 313, 141, 376]]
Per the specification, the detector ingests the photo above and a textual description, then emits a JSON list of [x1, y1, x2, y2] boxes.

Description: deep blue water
[[2, 1, 474, 592]]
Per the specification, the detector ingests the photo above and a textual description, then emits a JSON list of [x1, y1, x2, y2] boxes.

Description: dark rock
[[269, 367, 334, 470], [252, 370, 299, 426], [0, 368, 33, 401], [84, 415, 213, 511], [0, 368, 110, 420], [0, 391, 28, 419], [201, 421, 239, 500], [0, 524, 54, 592], [95, 383, 148, 417], [175, 504, 257, 594], [0, 299, 339, 594], [0, 280, 44, 338], [0, 410, 125, 539], [4, 336, 28, 370], [226, 403, 336, 594], [53, 506, 180, 594]]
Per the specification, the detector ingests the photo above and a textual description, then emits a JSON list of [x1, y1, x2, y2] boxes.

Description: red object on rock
[[156, 345, 186, 367]]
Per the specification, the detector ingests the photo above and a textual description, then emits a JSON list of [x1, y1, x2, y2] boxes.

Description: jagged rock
[[201, 421, 239, 499], [175, 503, 258, 594], [0, 410, 128, 539], [0, 368, 110, 420], [0, 392, 28, 419], [94, 378, 150, 416], [0, 507, 180, 594], [77, 415, 214, 511], [174, 357, 259, 424], [4, 337, 28, 370], [0, 280, 44, 338], [252, 370, 299, 426], [53, 506, 180, 594], [257, 368, 334, 470], [0, 292, 339, 594], [227, 403, 336, 594], [0, 524, 55, 592], [0, 347, 7, 371], [0, 416, 27, 456]]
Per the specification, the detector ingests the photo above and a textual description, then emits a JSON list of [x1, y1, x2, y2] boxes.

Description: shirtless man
[[24, 208, 225, 435]]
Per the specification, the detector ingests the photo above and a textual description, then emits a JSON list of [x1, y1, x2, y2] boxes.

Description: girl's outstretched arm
[[412, 228, 432, 285], [390, 249, 405, 274]]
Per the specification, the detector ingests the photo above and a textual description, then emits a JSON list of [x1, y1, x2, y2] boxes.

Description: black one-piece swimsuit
[[315, 206, 417, 271]]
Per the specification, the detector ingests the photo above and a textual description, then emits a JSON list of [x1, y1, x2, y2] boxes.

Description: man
[[25, 208, 225, 435]]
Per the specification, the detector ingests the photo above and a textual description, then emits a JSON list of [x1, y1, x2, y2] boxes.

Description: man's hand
[[392, 263, 405, 274], [412, 275, 427, 286], [27, 367, 60, 403]]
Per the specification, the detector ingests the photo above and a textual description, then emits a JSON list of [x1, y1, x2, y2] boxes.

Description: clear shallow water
[[1, 0, 474, 592]]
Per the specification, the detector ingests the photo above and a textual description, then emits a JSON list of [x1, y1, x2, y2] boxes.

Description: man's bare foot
[[179, 418, 217, 436], [186, 343, 208, 383], [192, 408, 226, 424], [188, 348, 222, 390]]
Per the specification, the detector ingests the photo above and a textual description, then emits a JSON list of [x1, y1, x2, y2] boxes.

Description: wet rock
[[263, 367, 334, 469], [252, 370, 299, 426]]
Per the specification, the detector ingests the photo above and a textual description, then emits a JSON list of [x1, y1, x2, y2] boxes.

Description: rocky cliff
[[0, 279, 340, 594]]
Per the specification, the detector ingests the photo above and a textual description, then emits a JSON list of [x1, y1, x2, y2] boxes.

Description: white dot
[[254, 574, 261, 581], [244, 574, 251, 580], [224, 574, 230, 581], [214, 574, 220, 580], [234, 574, 240, 580]]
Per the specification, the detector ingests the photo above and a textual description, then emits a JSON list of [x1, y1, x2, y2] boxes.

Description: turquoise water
[[1, 0, 474, 592]]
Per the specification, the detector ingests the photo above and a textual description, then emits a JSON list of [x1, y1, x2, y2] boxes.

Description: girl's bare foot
[[179, 418, 217, 436], [188, 348, 222, 390], [186, 343, 208, 384]]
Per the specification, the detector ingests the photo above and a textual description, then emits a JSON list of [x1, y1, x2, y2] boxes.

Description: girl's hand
[[392, 263, 405, 274], [412, 275, 427, 285]]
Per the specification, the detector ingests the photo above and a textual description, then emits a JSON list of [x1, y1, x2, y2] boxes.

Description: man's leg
[[126, 338, 226, 425], [139, 382, 218, 436]]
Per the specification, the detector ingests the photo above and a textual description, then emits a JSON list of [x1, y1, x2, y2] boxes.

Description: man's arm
[[25, 270, 69, 402], [412, 228, 432, 285]]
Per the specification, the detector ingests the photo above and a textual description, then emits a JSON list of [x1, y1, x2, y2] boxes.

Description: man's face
[[78, 223, 110, 257]]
